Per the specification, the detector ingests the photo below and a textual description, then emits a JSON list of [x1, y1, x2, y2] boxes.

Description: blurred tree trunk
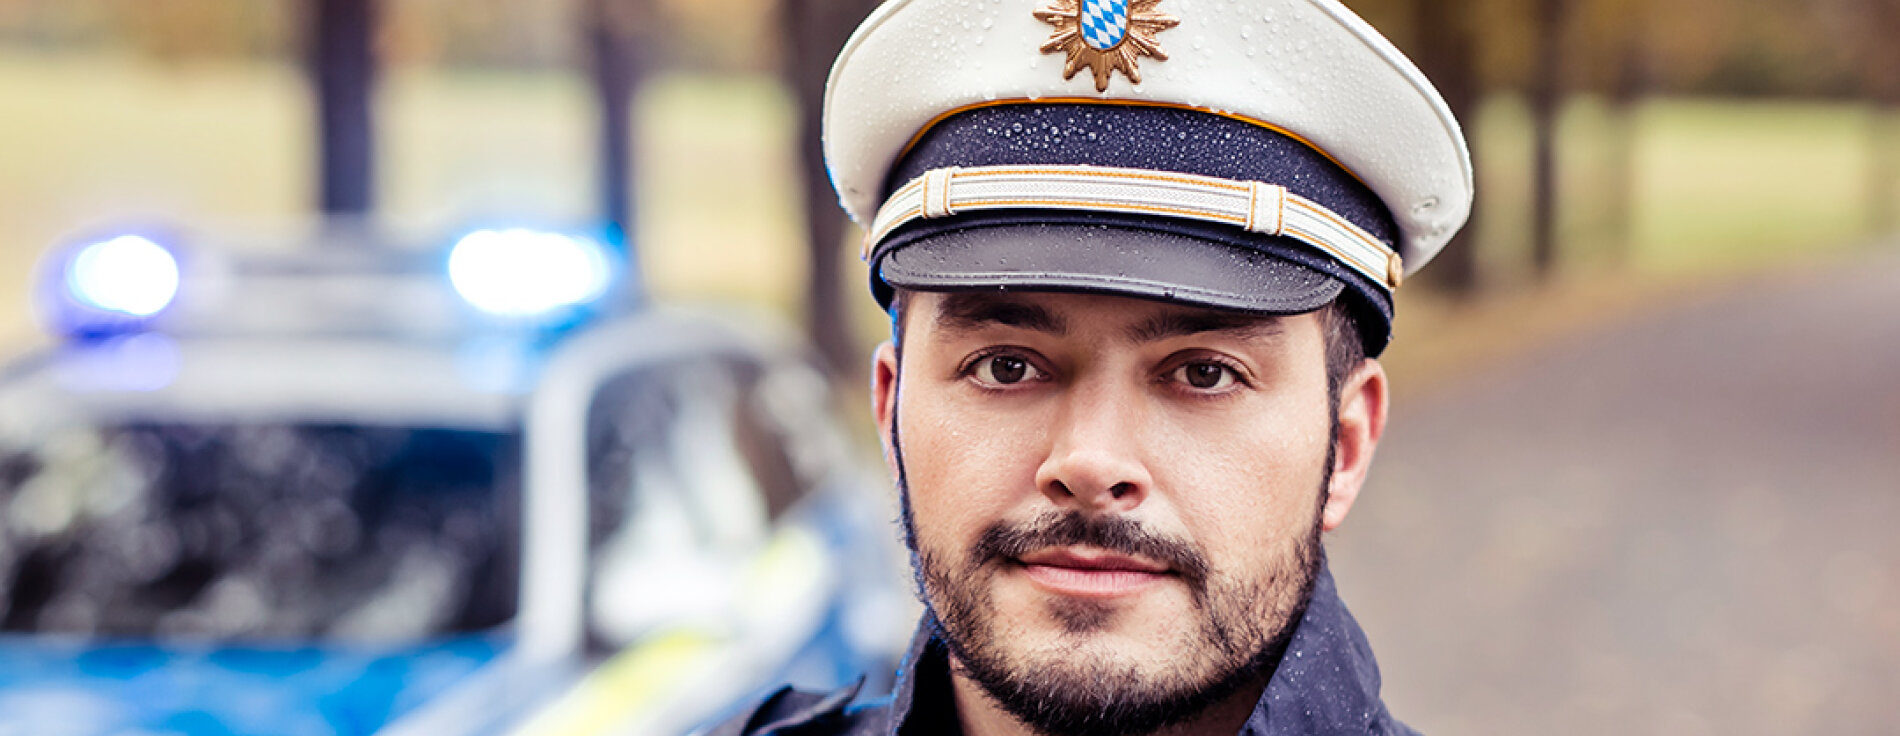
[[1872, 111, 1900, 236], [1529, 0, 1566, 280], [784, 0, 881, 377], [588, 0, 651, 260], [1412, 0, 1482, 297], [1861, 0, 1900, 235], [1603, 9, 1650, 267], [309, 0, 377, 216]]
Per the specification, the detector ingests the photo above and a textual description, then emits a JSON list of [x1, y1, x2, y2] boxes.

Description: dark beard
[[893, 424, 1332, 736]]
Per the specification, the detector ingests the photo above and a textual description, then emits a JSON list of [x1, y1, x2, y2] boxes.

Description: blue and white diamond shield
[[1080, 0, 1129, 50]]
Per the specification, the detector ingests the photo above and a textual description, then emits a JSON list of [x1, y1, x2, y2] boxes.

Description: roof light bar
[[448, 229, 614, 318]]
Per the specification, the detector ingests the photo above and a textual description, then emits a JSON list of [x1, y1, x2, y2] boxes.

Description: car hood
[[0, 634, 506, 736]]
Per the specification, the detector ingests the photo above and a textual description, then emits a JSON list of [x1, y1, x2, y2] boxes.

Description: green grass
[[1471, 94, 1886, 286], [1629, 99, 1876, 270], [0, 49, 1890, 352]]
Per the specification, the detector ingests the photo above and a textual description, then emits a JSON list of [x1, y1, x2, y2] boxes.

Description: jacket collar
[[883, 562, 1397, 736], [1240, 563, 1395, 734]]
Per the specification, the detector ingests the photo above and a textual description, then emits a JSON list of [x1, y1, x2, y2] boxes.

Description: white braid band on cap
[[865, 165, 1405, 292]]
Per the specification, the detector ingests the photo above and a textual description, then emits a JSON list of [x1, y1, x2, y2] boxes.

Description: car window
[[0, 424, 520, 641], [581, 354, 825, 649]]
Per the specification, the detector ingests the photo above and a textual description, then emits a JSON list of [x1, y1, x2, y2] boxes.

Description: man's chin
[[988, 597, 1205, 673], [924, 558, 1309, 736], [1002, 634, 1180, 685], [945, 621, 1262, 736]]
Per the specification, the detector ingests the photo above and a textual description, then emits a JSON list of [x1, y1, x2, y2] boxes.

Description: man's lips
[[1015, 547, 1173, 597]]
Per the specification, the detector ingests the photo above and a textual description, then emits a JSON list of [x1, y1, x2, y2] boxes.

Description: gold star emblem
[[1034, 0, 1180, 92]]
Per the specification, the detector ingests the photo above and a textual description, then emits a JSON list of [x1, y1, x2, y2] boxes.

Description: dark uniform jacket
[[710, 564, 1420, 736]]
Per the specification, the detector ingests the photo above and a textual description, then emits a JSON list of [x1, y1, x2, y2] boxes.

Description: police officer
[[716, 0, 1469, 733]]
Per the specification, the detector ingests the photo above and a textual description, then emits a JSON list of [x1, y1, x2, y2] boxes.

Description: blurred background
[[0, 0, 1894, 733]]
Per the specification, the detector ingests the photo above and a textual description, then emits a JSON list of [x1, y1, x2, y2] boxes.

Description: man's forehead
[[921, 290, 1294, 343]]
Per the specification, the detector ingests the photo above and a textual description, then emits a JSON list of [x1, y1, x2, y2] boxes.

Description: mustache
[[970, 511, 1211, 592]]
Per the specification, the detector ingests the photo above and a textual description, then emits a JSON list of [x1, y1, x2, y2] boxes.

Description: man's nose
[[1035, 377, 1153, 514]]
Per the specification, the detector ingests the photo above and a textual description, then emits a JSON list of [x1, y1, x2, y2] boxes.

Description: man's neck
[[945, 656, 1268, 736]]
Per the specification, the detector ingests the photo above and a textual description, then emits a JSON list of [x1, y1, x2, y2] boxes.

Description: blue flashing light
[[449, 229, 613, 317], [66, 236, 180, 317]]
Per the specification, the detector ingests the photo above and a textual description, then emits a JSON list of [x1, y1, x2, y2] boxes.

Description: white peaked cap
[[823, 0, 1473, 277]]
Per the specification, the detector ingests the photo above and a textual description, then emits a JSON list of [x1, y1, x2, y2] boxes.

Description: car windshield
[[0, 423, 519, 642]]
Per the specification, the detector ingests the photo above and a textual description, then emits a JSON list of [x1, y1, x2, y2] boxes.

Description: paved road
[[1330, 250, 1900, 735]]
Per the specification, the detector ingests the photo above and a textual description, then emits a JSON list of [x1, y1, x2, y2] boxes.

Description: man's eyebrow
[[933, 293, 1068, 336], [1126, 310, 1286, 343]]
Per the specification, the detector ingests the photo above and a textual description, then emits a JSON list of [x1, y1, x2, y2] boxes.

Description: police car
[[0, 226, 909, 735]]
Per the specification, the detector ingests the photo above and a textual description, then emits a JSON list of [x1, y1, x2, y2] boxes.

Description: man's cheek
[[906, 402, 1039, 492]]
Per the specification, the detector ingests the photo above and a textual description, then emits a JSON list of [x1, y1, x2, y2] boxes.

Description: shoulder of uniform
[[704, 679, 889, 736]]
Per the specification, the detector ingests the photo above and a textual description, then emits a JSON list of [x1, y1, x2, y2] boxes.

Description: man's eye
[[974, 354, 1040, 385], [1173, 361, 1236, 390]]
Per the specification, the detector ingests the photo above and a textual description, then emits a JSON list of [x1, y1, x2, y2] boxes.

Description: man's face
[[873, 290, 1382, 736]]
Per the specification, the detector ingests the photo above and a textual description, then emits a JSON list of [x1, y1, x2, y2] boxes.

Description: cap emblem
[[1035, 0, 1179, 92]]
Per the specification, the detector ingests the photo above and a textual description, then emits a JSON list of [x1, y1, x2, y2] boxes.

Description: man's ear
[[1323, 358, 1388, 531], [871, 340, 900, 476]]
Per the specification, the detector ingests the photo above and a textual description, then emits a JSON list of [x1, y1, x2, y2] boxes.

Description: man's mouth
[[1014, 546, 1173, 597]]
